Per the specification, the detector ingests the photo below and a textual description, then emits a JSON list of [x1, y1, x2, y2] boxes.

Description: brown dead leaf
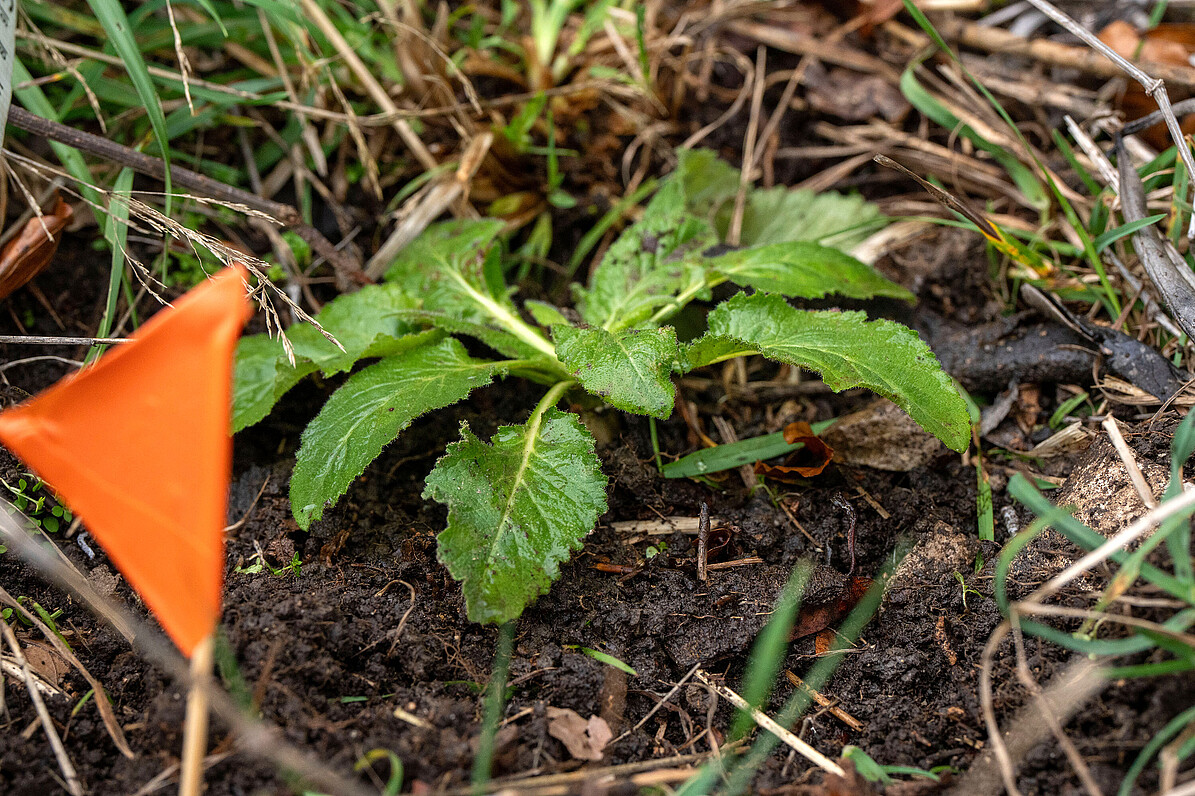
[[1098, 21, 1195, 148], [791, 575, 872, 642], [803, 62, 908, 122], [754, 421, 834, 481], [546, 706, 612, 761], [821, 401, 944, 471], [0, 195, 73, 301], [23, 640, 70, 687]]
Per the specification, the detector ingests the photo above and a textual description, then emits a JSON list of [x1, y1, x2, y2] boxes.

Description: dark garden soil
[[1, 225, 1192, 796]]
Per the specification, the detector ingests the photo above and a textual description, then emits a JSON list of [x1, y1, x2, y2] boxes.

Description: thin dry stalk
[[0, 586, 133, 757], [964, 633, 1107, 796], [0, 512, 376, 796], [1101, 416, 1157, 509], [257, 8, 327, 176], [889, 16, 1195, 91], [1030, 487, 1195, 606], [727, 46, 767, 247], [1011, 624, 1103, 796], [695, 669, 846, 778], [784, 670, 865, 732], [365, 132, 492, 279], [610, 662, 702, 746], [1, 620, 82, 795], [299, 0, 436, 171], [1026, 0, 1195, 236]]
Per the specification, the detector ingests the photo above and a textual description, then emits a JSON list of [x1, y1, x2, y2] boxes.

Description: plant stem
[[528, 379, 575, 430], [448, 272, 562, 361], [641, 273, 726, 329], [472, 621, 515, 793]]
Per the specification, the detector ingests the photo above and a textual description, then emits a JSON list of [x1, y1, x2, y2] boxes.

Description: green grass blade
[[88, 167, 134, 363], [1166, 411, 1195, 581], [662, 419, 835, 478], [1118, 704, 1195, 796], [86, 0, 174, 212], [1091, 215, 1167, 253]]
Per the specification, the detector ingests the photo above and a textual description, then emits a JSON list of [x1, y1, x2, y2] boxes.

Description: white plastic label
[[0, 0, 15, 137]]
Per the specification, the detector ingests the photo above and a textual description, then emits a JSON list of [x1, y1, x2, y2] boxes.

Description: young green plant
[[234, 149, 970, 625]]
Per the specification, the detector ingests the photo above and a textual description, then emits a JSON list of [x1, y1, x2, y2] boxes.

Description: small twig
[[783, 670, 865, 732], [0, 333, 127, 346], [223, 475, 271, 535], [696, 502, 710, 582], [6, 106, 365, 283], [1101, 416, 1156, 509], [0, 586, 133, 757], [609, 516, 722, 535], [610, 662, 702, 746], [705, 556, 764, 571], [1, 620, 83, 795], [695, 669, 846, 778]]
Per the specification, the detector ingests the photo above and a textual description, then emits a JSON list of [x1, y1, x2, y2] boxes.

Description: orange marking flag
[[0, 266, 251, 657]]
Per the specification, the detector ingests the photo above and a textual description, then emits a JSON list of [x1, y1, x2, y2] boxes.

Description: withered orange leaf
[[0, 196, 73, 301], [791, 575, 872, 643], [754, 421, 834, 481]]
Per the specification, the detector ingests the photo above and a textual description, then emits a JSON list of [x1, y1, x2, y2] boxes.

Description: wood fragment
[[695, 669, 846, 778], [784, 670, 865, 732]]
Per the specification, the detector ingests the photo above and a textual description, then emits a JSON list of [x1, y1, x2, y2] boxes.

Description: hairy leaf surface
[[232, 283, 430, 431], [291, 338, 505, 529], [710, 243, 912, 301], [383, 218, 557, 359], [392, 310, 542, 359], [232, 335, 318, 432], [682, 293, 970, 452], [716, 187, 887, 249], [554, 325, 678, 418], [287, 282, 422, 373], [428, 408, 607, 624], [573, 177, 714, 329], [383, 218, 514, 320]]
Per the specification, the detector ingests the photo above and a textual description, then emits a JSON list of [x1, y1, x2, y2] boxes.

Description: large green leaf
[[674, 149, 887, 249], [232, 334, 319, 432], [716, 187, 888, 250], [383, 218, 557, 360], [391, 309, 542, 360], [682, 293, 970, 452], [428, 408, 607, 624], [572, 176, 714, 330], [231, 283, 434, 431], [287, 282, 423, 374], [709, 243, 913, 301], [554, 325, 678, 418], [290, 338, 505, 528]]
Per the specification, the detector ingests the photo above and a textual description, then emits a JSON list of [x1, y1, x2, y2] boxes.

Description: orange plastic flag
[[0, 266, 251, 657]]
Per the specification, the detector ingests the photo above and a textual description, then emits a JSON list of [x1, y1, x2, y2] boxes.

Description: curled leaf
[[0, 196, 73, 300], [753, 421, 834, 480], [546, 707, 612, 761]]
